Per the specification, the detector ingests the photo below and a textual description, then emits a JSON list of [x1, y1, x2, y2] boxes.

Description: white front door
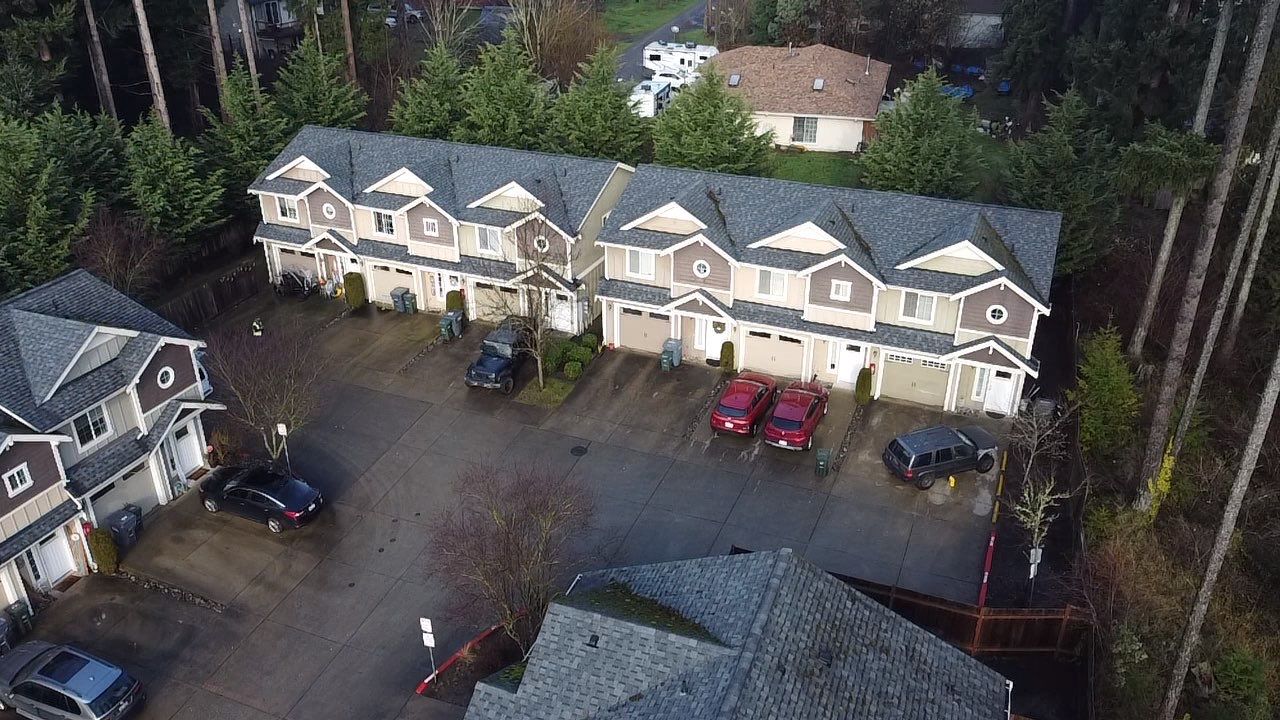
[[174, 422, 203, 475], [983, 369, 1018, 416], [835, 343, 865, 384], [548, 292, 576, 333], [704, 320, 733, 361], [35, 531, 75, 587]]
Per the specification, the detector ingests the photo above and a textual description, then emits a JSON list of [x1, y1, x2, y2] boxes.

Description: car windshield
[[716, 403, 749, 418], [87, 673, 133, 716], [481, 340, 513, 359], [887, 440, 911, 466], [771, 418, 803, 431]]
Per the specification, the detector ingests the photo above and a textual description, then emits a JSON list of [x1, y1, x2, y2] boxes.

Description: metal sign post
[[421, 617, 436, 676], [277, 423, 292, 476]]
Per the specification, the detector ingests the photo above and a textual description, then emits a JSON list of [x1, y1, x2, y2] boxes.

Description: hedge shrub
[[445, 290, 464, 312], [580, 333, 599, 351], [719, 341, 735, 372], [564, 361, 583, 380], [88, 528, 119, 574], [1068, 326, 1139, 458], [566, 346, 594, 368], [343, 272, 366, 309], [1213, 648, 1271, 720], [855, 367, 873, 405], [544, 339, 572, 372]]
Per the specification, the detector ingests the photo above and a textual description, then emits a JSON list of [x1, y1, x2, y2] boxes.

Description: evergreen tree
[[749, 0, 778, 42], [452, 34, 550, 150], [125, 113, 225, 252], [0, 0, 76, 115], [390, 44, 464, 139], [1067, 325, 1139, 459], [858, 69, 984, 199], [652, 66, 773, 175], [31, 108, 125, 206], [0, 115, 92, 295], [275, 35, 368, 132], [1003, 90, 1119, 276], [995, 0, 1066, 111], [548, 46, 648, 165], [202, 58, 290, 214]]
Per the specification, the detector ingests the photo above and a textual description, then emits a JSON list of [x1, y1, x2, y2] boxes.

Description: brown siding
[[515, 218, 568, 264], [672, 241, 731, 292], [956, 347, 1019, 368], [306, 188, 352, 229], [0, 441, 61, 516], [407, 203, 455, 247], [137, 343, 198, 413], [807, 263, 874, 313], [958, 284, 1035, 338]]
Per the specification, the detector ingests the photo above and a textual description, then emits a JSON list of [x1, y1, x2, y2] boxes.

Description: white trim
[[940, 339, 1039, 377], [2, 463, 33, 498], [748, 220, 845, 250], [362, 167, 433, 195], [301, 231, 359, 257], [466, 181, 543, 210], [475, 225, 505, 257], [660, 234, 739, 265], [692, 259, 711, 279], [372, 209, 396, 237], [266, 155, 329, 181], [0, 404, 38, 432], [0, 433, 71, 454], [40, 331, 103, 404], [898, 289, 936, 325], [620, 201, 707, 231], [796, 253, 886, 289], [321, 202, 338, 221], [625, 248, 656, 280], [895, 239, 1005, 272], [391, 194, 461, 229], [986, 304, 1008, 325], [423, 217, 440, 237], [948, 276, 1050, 315], [661, 291, 734, 321], [505, 211, 573, 242], [829, 279, 852, 302], [972, 365, 991, 401], [156, 366, 175, 390], [276, 196, 301, 224]]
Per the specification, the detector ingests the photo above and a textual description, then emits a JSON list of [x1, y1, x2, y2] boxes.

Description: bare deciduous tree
[[421, 0, 477, 57], [73, 209, 169, 298], [205, 323, 330, 460], [431, 463, 594, 654], [508, 0, 608, 86], [132, 0, 171, 130], [1006, 407, 1075, 566]]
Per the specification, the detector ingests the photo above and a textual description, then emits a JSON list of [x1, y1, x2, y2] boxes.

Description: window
[[748, 330, 772, 339], [477, 226, 503, 255], [276, 196, 299, 222], [422, 218, 439, 237], [647, 53, 661, 61], [3, 464, 32, 498], [756, 269, 785, 298], [373, 210, 395, 236], [921, 359, 949, 370], [626, 249, 655, 278], [885, 353, 914, 365], [935, 447, 953, 463], [692, 259, 711, 278], [533, 235, 550, 253], [321, 202, 337, 220], [986, 304, 1008, 325], [972, 366, 990, 400], [791, 116, 818, 143], [156, 366, 175, 389], [72, 405, 111, 449], [829, 279, 852, 302], [900, 291, 935, 323]]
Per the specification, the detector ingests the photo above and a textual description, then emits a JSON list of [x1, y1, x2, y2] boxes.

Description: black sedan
[[198, 465, 323, 533]]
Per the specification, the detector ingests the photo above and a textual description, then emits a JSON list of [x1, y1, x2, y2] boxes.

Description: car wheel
[[977, 454, 995, 473], [203, 498, 219, 513], [267, 517, 285, 534], [914, 474, 936, 490], [500, 378, 514, 395]]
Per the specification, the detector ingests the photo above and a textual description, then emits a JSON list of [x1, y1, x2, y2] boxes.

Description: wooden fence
[[154, 256, 267, 332]]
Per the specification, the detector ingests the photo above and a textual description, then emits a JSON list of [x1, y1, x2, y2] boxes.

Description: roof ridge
[[0, 268, 92, 307], [298, 124, 621, 170], [717, 548, 795, 718]]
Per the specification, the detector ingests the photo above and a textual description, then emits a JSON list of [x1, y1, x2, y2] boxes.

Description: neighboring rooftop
[[706, 44, 892, 120], [464, 549, 1010, 720]]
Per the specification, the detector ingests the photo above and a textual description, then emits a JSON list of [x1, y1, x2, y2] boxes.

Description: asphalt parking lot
[[11, 293, 1002, 720]]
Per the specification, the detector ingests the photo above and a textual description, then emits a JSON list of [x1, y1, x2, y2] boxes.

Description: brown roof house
[[707, 44, 890, 153]]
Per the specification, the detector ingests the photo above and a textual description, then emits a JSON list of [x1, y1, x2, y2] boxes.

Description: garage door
[[473, 283, 519, 321], [89, 462, 160, 520], [743, 330, 805, 377], [278, 248, 316, 278], [369, 265, 414, 305], [878, 353, 949, 406], [619, 308, 670, 354]]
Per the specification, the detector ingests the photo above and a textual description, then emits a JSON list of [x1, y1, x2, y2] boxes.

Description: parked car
[[0, 641, 144, 720], [464, 318, 530, 395], [199, 465, 324, 533], [881, 425, 999, 490], [710, 372, 777, 436], [762, 380, 829, 450], [274, 269, 315, 299]]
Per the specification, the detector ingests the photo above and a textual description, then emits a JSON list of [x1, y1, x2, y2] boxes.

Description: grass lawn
[[970, 133, 1011, 204], [675, 28, 712, 45], [602, 0, 703, 41], [768, 150, 861, 188], [515, 376, 576, 408]]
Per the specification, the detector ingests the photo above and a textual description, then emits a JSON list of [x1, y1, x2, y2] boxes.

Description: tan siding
[[356, 208, 408, 244], [580, 166, 632, 246], [261, 194, 311, 230], [915, 255, 996, 275], [306, 188, 352, 229], [379, 178, 430, 196], [282, 166, 325, 182], [734, 267, 804, 309], [137, 343, 198, 414], [407, 241, 461, 263], [672, 241, 731, 292], [957, 285, 1036, 339], [58, 392, 139, 469], [479, 192, 540, 212], [759, 233, 841, 254], [458, 225, 480, 257], [66, 333, 128, 381], [607, 247, 671, 288], [803, 305, 874, 330], [954, 365, 983, 413], [0, 485, 70, 543], [636, 216, 701, 235], [876, 288, 959, 333], [807, 264, 873, 314], [812, 339, 837, 383], [0, 441, 63, 520], [406, 203, 455, 247]]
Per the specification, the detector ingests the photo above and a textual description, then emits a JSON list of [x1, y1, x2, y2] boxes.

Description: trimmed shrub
[[580, 333, 599, 352], [544, 339, 572, 372], [343, 272, 366, 309], [445, 289, 464, 312], [564, 361, 583, 380], [855, 367, 873, 405], [719, 341, 735, 372], [88, 528, 119, 574], [566, 346, 593, 367]]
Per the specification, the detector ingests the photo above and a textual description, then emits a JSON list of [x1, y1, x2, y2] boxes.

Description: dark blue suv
[[464, 318, 530, 395]]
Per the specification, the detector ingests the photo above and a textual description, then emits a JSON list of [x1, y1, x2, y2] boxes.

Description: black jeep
[[464, 318, 530, 395], [882, 425, 999, 490]]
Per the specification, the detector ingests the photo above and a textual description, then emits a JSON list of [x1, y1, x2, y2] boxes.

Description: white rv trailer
[[642, 40, 718, 76], [629, 79, 674, 118]]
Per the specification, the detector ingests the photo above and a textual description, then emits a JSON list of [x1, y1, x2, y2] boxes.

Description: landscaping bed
[[514, 333, 599, 408], [421, 624, 524, 706]]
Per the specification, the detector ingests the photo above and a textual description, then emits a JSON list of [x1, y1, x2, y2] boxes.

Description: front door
[[704, 320, 732, 362], [548, 292, 576, 333], [174, 422, 203, 475], [836, 343, 865, 384], [36, 533, 75, 585], [983, 369, 1018, 416]]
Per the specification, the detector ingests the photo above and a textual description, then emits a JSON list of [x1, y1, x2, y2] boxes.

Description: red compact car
[[710, 372, 778, 436], [763, 380, 830, 451]]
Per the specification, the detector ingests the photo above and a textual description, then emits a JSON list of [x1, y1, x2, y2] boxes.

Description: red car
[[710, 372, 778, 436], [763, 380, 830, 451]]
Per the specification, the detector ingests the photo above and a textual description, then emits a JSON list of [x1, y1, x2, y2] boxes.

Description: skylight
[[728, 73, 741, 87], [813, 78, 825, 91]]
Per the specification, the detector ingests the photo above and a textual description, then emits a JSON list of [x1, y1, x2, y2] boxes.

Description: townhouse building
[[249, 126, 634, 335], [595, 166, 1060, 416], [0, 271, 221, 608]]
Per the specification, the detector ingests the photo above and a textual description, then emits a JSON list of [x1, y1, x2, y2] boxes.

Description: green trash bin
[[660, 349, 674, 372], [438, 315, 454, 342], [815, 449, 832, 476]]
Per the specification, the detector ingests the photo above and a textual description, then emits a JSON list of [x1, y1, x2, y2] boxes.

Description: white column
[[801, 335, 815, 380], [149, 451, 171, 506], [943, 363, 961, 412], [872, 347, 885, 398]]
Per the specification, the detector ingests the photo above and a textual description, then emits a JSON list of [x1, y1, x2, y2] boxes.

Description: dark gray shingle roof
[[0, 500, 79, 566]]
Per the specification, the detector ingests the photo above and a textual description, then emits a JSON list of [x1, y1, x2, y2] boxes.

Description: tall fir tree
[[548, 46, 648, 165], [0, 0, 76, 115], [995, 0, 1066, 113], [858, 69, 984, 199], [1003, 90, 1119, 275], [390, 44, 464, 139], [275, 35, 368, 132], [452, 34, 550, 150], [201, 58, 290, 214], [652, 66, 772, 175], [31, 108, 125, 206], [125, 112, 225, 253]]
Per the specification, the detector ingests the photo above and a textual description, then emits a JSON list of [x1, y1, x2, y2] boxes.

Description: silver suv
[[0, 642, 144, 719]]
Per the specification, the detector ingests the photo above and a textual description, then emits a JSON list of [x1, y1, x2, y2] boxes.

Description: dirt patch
[[423, 628, 523, 706]]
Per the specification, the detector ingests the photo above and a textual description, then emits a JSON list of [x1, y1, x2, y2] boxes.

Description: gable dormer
[[61, 328, 136, 388], [896, 213, 1007, 276], [363, 168, 433, 197], [748, 221, 845, 255], [268, 156, 329, 184], [622, 202, 707, 235], [468, 181, 544, 213]]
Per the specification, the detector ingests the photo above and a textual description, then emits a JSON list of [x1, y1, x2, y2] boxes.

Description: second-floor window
[[900, 291, 935, 324], [3, 463, 32, 498], [792, 116, 818, 144], [756, 269, 785, 299], [478, 227, 503, 255], [373, 211, 395, 236], [626, 249, 655, 279], [73, 405, 111, 450], [829, 279, 852, 302], [423, 218, 439, 237], [277, 197, 299, 222]]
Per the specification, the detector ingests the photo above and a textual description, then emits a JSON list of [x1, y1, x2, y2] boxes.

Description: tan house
[[596, 166, 1061, 416], [707, 44, 891, 153], [250, 127, 634, 335]]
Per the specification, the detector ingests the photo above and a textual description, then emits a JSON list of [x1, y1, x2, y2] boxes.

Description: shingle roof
[[604, 165, 1060, 305], [252, 126, 622, 236], [0, 271, 190, 431], [0, 500, 79, 566], [706, 44, 892, 119], [464, 550, 1009, 720]]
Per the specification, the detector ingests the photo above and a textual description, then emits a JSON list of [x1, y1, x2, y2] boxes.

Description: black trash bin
[[104, 504, 144, 551]]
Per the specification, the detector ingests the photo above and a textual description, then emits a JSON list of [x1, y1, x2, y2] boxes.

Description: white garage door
[[473, 283, 518, 321], [369, 265, 414, 306], [743, 330, 805, 377], [619, 308, 670, 354], [879, 353, 949, 406], [90, 462, 160, 520], [278, 248, 316, 278]]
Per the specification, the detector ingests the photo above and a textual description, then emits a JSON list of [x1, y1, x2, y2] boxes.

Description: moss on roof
[[562, 581, 719, 643]]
